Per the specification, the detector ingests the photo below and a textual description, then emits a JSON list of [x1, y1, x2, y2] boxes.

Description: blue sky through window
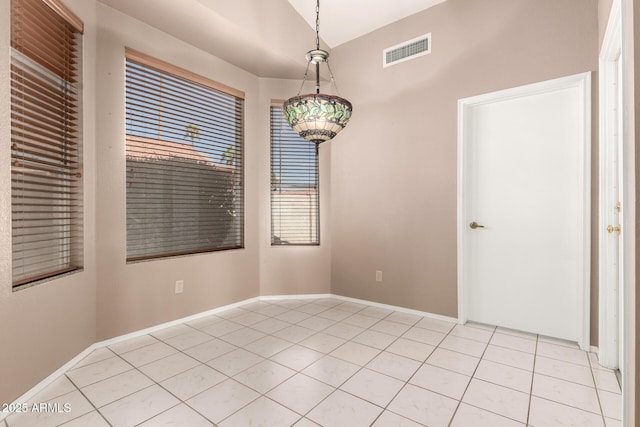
[[125, 61, 241, 166]]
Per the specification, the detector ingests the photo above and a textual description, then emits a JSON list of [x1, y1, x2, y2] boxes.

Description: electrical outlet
[[375, 270, 383, 282], [175, 280, 184, 294]]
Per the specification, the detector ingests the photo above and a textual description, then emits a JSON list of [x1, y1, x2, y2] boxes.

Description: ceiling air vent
[[383, 33, 431, 68]]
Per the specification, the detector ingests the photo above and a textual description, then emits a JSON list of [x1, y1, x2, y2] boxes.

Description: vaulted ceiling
[[98, 0, 446, 78], [288, 0, 446, 48]]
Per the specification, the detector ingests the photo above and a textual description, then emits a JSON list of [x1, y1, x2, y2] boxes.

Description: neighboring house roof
[[126, 135, 235, 172]]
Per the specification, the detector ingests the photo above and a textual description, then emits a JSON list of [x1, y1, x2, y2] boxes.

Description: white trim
[[457, 72, 592, 350], [598, 0, 623, 371], [457, 97, 467, 326], [618, 2, 635, 426], [259, 293, 332, 301], [580, 73, 593, 353], [330, 294, 459, 324]]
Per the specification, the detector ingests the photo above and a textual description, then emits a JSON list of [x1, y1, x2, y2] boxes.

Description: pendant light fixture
[[283, 0, 352, 144]]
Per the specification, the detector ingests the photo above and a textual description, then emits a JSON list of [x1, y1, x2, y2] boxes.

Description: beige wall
[[95, 4, 263, 340], [599, 0, 615, 47], [0, 0, 98, 405], [257, 78, 332, 296], [329, 0, 599, 323]]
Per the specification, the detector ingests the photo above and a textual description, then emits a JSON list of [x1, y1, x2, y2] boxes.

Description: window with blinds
[[270, 103, 319, 245], [125, 49, 244, 261], [11, 0, 84, 289]]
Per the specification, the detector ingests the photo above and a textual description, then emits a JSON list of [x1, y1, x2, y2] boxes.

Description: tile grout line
[[177, 299, 364, 425], [446, 322, 498, 426], [180, 301, 509, 424], [129, 402, 184, 427], [170, 302, 316, 424], [533, 371, 605, 391], [202, 378, 262, 426], [264, 301, 420, 424], [383, 319, 460, 426], [231, 300, 371, 425], [23, 300, 303, 426], [5, 386, 91, 427], [146, 300, 310, 425], [62, 373, 114, 427], [85, 300, 468, 425], [339, 313, 427, 425], [81, 339, 217, 426], [372, 321, 508, 424], [89, 352, 172, 426], [525, 332, 540, 426], [529, 336, 614, 423], [293, 304, 399, 424], [446, 338, 543, 425], [588, 350, 611, 426]]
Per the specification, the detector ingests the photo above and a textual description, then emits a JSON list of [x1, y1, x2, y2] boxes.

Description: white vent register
[[383, 33, 431, 67]]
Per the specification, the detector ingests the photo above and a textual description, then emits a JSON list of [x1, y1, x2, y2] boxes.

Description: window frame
[[270, 100, 320, 246], [124, 49, 245, 262], [10, 0, 84, 290]]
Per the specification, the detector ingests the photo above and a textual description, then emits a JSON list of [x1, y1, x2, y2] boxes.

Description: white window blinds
[[125, 49, 245, 261], [270, 103, 319, 245], [11, 0, 84, 288]]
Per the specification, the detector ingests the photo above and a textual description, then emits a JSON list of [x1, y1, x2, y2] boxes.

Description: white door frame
[[457, 73, 592, 350], [598, 0, 624, 369]]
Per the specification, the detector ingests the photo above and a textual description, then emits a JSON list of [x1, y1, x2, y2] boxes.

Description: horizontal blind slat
[[125, 55, 244, 261], [11, 0, 83, 288], [270, 105, 319, 246]]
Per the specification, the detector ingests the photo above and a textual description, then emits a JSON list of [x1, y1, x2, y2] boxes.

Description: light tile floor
[[3, 297, 622, 426]]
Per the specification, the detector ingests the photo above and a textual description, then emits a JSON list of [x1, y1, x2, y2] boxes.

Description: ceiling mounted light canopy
[[283, 0, 352, 144]]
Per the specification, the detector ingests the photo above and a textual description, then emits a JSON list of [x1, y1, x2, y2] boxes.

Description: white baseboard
[[259, 293, 332, 301], [330, 294, 459, 324]]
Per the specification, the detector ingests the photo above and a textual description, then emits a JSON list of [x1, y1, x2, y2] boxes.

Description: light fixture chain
[[325, 59, 342, 96], [315, 0, 320, 50], [296, 60, 312, 95]]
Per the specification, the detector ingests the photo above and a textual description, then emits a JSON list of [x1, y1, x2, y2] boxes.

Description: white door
[[599, 0, 625, 370], [458, 74, 591, 349]]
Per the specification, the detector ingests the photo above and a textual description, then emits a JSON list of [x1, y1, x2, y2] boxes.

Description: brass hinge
[[607, 224, 621, 234]]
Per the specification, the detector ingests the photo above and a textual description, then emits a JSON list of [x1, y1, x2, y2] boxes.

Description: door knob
[[607, 224, 621, 234], [470, 221, 485, 229]]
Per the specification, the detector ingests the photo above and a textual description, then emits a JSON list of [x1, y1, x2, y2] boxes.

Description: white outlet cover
[[175, 280, 184, 294]]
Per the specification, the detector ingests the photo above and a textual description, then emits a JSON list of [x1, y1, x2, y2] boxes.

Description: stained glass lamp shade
[[283, 94, 352, 144], [283, 1, 352, 144]]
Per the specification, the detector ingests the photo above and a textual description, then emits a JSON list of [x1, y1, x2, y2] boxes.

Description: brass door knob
[[607, 224, 621, 234], [470, 221, 485, 229]]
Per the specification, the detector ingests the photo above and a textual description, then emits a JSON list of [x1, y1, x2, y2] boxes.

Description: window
[[270, 102, 319, 245], [125, 49, 244, 261], [10, 0, 84, 288]]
